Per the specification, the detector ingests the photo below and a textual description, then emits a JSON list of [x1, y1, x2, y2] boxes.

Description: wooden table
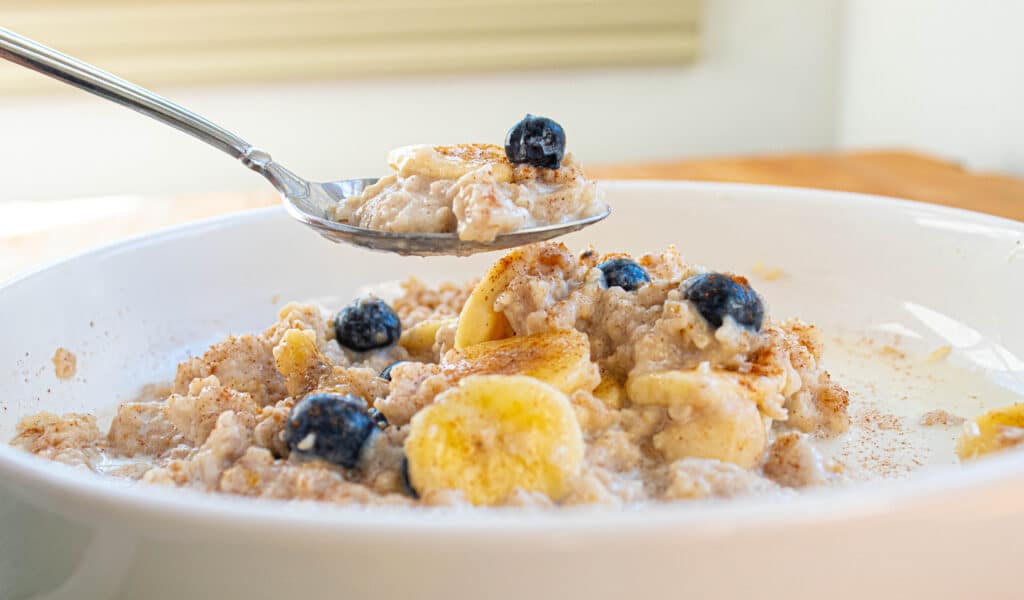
[[2, 150, 1021, 280]]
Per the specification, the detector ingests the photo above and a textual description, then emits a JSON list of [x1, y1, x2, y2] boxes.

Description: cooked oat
[[13, 243, 853, 507], [52, 347, 77, 380], [920, 409, 965, 427], [332, 145, 606, 242]]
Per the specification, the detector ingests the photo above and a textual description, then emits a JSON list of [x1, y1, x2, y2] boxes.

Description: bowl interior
[[1, 181, 1022, 497]]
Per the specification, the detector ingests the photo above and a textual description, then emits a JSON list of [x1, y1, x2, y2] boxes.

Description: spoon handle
[[0, 27, 306, 194]]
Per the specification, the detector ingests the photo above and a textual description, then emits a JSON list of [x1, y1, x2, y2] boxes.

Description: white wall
[[838, 0, 1024, 175], [0, 0, 841, 202]]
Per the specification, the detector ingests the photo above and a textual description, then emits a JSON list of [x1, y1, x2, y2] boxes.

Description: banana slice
[[627, 368, 745, 409], [627, 365, 787, 419], [628, 368, 768, 468], [388, 144, 513, 183], [399, 317, 456, 360], [454, 247, 527, 349], [272, 328, 329, 397], [404, 374, 584, 505], [592, 373, 626, 409], [446, 329, 599, 395], [957, 403, 1024, 460], [653, 397, 767, 469]]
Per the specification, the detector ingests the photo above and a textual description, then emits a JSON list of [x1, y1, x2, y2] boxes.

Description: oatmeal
[[920, 409, 965, 427], [13, 242, 854, 507], [52, 347, 77, 379], [332, 116, 607, 242]]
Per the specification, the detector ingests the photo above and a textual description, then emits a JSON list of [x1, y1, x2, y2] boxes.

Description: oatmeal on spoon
[[334, 115, 607, 243]]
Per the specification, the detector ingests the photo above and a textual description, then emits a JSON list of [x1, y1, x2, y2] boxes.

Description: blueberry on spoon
[[505, 115, 566, 169]]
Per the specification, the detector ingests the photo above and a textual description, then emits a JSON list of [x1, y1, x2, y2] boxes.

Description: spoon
[[0, 28, 609, 256]]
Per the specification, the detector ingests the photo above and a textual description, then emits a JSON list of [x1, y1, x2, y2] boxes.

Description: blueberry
[[283, 393, 376, 469], [504, 114, 566, 169], [681, 272, 764, 331], [400, 456, 418, 499], [367, 406, 388, 430], [335, 297, 401, 351], [597, 258, 651, 292], [379, 360, 406, 382]]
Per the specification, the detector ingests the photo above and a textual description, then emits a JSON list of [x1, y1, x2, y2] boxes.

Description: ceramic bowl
[[1, 182, 1023, 599]]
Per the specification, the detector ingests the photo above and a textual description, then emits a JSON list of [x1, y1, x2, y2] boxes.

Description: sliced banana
[[628, 368, 768, 468], [404, 374, 584, 505], [957, 403, 1024, 460], [399, 317, 456, 360], [592, 373, 626, 409], [446, 329, 599, 395], [627, 368, 745, 409], [627, 365, 787, 420], [387, 144, 513, 183], [454, 247, 527, 349], [272, 328, 329, 396], [652, 397, 767, 469]]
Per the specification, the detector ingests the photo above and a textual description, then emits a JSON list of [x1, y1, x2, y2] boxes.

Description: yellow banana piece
[[627, 365, 787, 420], [453, 247, 527, 349], [404, 374, 584, 505], [592, 373, 626, 409], [653, 397, 767, 469], [387, 143, 514, 183], [399, 317, 456, 359], [627, 369, 746, 409], [957, 403, 1024, 460], [628, 369, 768, 468], [273, 328, 329, 396], [446, 329, 599, 395]]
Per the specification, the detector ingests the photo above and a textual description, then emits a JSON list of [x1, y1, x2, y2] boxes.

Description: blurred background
[[1, 0, 1021, 205]]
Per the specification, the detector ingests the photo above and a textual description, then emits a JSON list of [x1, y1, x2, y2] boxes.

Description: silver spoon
[[0, 28, 609, 256]]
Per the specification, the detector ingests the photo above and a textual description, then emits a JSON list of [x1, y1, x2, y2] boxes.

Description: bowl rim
[[2, 180, 1022, 539]]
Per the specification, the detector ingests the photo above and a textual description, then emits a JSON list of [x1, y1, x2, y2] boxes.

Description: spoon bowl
[[283, 177, 611, 256]]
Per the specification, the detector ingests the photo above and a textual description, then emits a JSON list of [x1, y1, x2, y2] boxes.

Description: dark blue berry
[[400, 456, 418, 498], [367, 406, 388, 430], [681, 272, 764, 331], [283, 393, 376, 469], [379, 360, 406, 382], [335, 297, 401, 351], [504, 115, 566, 169], [597, 258, 651, 292]]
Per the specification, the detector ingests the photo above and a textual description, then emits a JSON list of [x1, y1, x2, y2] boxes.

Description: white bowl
[[2, 182, 1023, 600]]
